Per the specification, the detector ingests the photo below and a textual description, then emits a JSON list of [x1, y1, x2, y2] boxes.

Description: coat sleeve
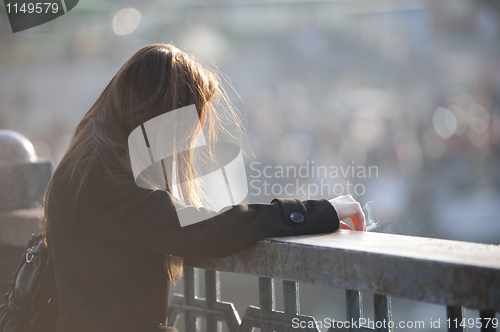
[[85, 168, 340, 259]]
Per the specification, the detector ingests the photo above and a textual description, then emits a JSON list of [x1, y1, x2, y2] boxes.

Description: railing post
[[283, 280, 300, 332], [374, 294, 392, 332], [259, 277, 275, 332], [479, 310, 498, 332], [346, 290, 363, 332], [184, 267, 200, 332], [446, 306, 465, 332], [205, 270, 220, 332]]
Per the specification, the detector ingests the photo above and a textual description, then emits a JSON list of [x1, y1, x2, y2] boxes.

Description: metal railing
[[167, 231, 500, 332]]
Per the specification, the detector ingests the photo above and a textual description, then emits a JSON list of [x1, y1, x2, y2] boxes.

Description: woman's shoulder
[[50, 156, 135, 204]]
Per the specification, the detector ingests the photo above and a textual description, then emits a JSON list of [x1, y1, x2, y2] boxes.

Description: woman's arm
[[82, 169, 362, 259]]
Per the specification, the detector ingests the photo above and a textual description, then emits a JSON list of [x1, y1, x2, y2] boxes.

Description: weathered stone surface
[[0, 161, 52, 210]]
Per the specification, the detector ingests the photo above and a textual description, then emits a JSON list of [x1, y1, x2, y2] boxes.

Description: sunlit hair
[[40, 43, 239, 283]]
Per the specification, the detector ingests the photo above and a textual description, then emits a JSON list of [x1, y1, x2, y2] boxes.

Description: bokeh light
[[112, 8, 141, 35], [433, 107, 458, 139]]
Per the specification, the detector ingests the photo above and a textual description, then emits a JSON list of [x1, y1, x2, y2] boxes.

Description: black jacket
[[46, 161, 340, 332]]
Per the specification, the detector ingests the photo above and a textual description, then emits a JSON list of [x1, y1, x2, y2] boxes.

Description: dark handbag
[[0, 234, 58, 332]]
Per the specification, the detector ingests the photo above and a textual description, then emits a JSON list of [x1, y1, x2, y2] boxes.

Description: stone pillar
[[0, 130, 52, 211], [0, 130, 52, 296]]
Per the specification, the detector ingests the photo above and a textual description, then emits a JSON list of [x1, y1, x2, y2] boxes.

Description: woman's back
[[46, 161, 173, 332]]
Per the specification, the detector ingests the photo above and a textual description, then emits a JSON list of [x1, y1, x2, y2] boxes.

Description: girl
[[42, 43, 365, 332]]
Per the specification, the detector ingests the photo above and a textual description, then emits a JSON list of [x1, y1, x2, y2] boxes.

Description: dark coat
[[46, 160, 340, 332]]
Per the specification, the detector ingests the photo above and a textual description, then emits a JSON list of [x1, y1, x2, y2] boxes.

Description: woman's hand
[[329, 195, 366, 231]]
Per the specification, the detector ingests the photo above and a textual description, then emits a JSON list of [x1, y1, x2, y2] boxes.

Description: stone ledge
[[186, 230, 500, 311], [0, 161, 51, 210]]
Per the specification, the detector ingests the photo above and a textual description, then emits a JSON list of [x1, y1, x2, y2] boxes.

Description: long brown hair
[[40, 43, 236, 283]]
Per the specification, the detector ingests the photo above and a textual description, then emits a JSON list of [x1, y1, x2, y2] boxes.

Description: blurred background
[[1, 0, 499, 330]]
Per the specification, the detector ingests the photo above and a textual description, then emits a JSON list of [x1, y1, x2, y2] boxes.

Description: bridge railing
[[168, 230, 500, 332], [2, 208, 499, 332]]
